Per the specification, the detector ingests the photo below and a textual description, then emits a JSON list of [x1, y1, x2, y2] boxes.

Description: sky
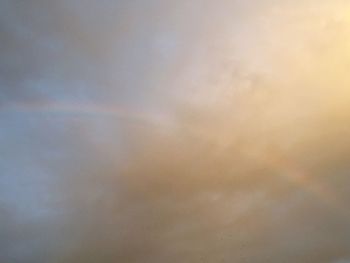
[[2, 0, 350, 262]]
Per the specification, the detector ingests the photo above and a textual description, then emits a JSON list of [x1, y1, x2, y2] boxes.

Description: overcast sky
[[2, 0, 350, 262]]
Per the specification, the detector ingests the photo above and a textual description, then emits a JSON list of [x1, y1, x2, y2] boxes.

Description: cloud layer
[[2, 0, 350, 262]]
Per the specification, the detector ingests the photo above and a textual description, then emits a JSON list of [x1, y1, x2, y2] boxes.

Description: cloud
[[2, 0, 350, 262]]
